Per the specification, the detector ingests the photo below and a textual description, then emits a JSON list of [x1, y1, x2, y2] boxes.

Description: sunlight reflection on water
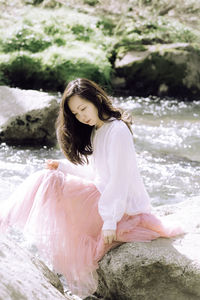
[[0, 96, 200, 206]]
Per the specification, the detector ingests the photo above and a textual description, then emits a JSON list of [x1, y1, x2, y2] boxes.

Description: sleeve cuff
[[102, 220, 117, 231]]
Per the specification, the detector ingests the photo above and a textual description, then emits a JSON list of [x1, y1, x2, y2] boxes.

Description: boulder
[[113, 43, 200, 98], [0, 86, 59, 146], [1, 198, 200, 300], [0, 234, 69, 300], [94, 197, 200, 300]]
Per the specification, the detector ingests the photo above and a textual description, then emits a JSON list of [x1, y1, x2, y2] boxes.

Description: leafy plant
[[71, 24, 94, 42], [96, 17, 116, 36], [83, 0, 99, 6], [24, 0, 44, 4], [2, 26, 52, 53]]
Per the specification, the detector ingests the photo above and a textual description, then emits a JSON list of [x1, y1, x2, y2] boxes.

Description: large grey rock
[[0, 86, 59, 146], [95, 197, 200, 300], [113, 43, 200, 98], [0, 235, 68, 300]]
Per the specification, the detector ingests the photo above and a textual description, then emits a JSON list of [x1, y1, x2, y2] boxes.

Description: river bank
[[0, 0, 200, 98]]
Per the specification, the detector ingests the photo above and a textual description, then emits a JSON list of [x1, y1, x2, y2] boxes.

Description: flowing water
[[0, 96, 200, 207]]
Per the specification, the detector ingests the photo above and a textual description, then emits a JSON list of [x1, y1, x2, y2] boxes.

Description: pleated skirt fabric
[[0, 169, 183, 298]]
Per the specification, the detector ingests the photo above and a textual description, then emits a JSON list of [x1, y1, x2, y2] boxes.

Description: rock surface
[[114, 43, 200, 98], [0, 234, 68, 300], [0, 86, 59, 146], [1, 198, 200, 300], [95, 197, 200, 300]]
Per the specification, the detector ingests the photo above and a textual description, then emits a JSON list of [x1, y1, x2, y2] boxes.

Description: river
[[0, 96, 200, 207]]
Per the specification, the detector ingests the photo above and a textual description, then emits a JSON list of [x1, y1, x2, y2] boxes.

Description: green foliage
[[41, 46, 112, 90], [2, 25, 52, 53], [42, 20, 68, 46], [53, 37, 66, 46], [0, 0, 199, 94], [24, 0, 43, 4], [0, 68, 7, 85], [116, 43, 147, 58], [43, 22, 65, 36], [71, 24, 94, 41], [137, 0, 152, 4], [83, 0, 99, 6], [96, 17, 116, 36], [116, 17, 198, 52], [0, 46, 112, 91], [0, 6, 115, 91], [0, 54, 43, 88]]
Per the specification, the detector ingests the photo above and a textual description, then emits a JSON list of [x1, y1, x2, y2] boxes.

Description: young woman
[[0, 78, 183, 298]]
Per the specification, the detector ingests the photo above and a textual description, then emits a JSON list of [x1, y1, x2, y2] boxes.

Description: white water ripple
[[0, 96, 200, 206]]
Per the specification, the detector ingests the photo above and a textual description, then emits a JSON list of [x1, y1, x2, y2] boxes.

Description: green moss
[[0, 7, 115, 53], [0, 45, 112, 91], [116, 17, 199, 52], [40, 45, 112, 90], [96, 17, 116, 36], [1, 25, 52, 53], [83, 0, 99, 6], [117, 48, 188, 96], [0, 1, 199, 96], [0, 6, 115, 91], [43, 21, 66, 36], [24, 0, 43, 4], [116, 43, 147, 56], [0, 53, 43, 88], [71, 24, 94, 42]]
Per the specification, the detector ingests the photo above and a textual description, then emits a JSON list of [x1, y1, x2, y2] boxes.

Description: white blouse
[[58, 119, 151, 230]]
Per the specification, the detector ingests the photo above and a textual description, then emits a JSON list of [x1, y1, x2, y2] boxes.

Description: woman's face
[[68, 95, 104, 128]]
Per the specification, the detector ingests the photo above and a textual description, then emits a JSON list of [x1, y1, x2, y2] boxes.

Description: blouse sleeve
[[98, 123, 136, 230], [58, 158, 95, 181]]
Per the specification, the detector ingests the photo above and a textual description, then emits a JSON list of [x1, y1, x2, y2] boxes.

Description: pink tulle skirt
[[0, 169, 183, 298]]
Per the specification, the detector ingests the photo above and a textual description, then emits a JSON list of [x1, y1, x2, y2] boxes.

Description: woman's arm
[[53, 157, 95, 180], [98, 123, 136, 231]]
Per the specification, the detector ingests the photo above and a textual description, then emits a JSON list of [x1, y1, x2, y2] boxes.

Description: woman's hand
[[45, 159, 59, 170], [102, 230, 116, 244]]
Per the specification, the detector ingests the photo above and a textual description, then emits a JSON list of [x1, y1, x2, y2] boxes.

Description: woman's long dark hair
[[56, 78, 132, 165]]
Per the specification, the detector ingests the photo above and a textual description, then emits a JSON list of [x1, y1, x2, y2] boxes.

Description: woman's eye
[[81, 107, 86, 111]]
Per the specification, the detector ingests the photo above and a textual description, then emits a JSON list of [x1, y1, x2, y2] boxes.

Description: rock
[[0, 86, 59, 146], [114, 43, 200, 98], [0, 235, 69, 300], [95, 197, 200, 300], [2, 198, 200, 300], [110, 76, 126, 90]]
